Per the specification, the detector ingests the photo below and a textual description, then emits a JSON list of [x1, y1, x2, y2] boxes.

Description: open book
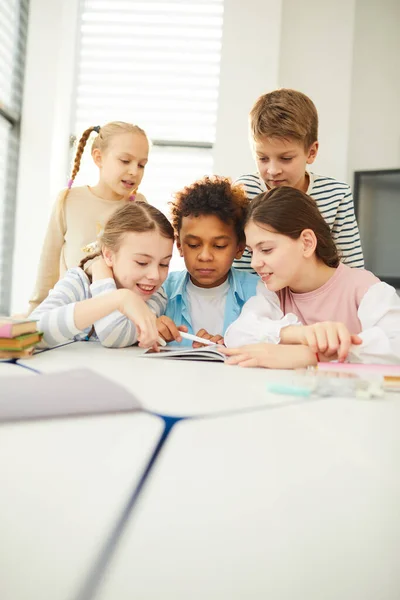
[[141, 344, 226, 362]]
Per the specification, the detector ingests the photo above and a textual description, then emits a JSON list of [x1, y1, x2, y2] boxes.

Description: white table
[[18, 341, 307, 418], [95, 398, 400, 600], [1, 341, 399, 600], [0, 403, 163, 600]]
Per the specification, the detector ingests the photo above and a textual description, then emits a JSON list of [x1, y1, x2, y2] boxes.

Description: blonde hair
[[58, 121, 148, 217], [250, 89, 318, 149], [79, 201, 174, 273]]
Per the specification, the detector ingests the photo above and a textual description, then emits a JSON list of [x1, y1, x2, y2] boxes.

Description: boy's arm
[[331, 187, 364, 268], [28, 191, 67, 313]]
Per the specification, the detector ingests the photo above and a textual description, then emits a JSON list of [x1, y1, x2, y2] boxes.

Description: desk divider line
[[0, 359, 43, 375], [72, 414, 184, 600], [149, 394, 323, 424]]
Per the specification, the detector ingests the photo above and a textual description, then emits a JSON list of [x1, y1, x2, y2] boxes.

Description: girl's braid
[[68, 125, 100, 189]]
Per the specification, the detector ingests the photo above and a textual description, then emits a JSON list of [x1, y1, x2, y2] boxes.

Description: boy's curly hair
[[170, 176, 249, 243]]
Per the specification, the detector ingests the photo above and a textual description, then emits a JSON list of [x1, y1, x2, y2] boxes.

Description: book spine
[[0, 324, 12, 338]]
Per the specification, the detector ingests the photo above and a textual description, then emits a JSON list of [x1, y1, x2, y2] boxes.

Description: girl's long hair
[[246, 186, 340, 267]]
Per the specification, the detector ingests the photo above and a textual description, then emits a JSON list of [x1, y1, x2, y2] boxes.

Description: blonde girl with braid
[[28, 121, 149, 312]]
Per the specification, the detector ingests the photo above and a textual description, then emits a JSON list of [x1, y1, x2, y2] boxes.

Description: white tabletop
[[1, 341, 400, 600], [0, 360, 36, 377], [0, 411, 163, 600], [94, 398, 400, 600], [17, 341, 309, 418]]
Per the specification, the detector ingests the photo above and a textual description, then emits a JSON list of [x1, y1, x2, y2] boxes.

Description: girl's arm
[[348, 282, 400, 364], [32, 266, 160, 349], [89, 278, 158, 348], [28, 191, 67, 313], [224, 281, 301, 347], [31, 268, 93, 347], [89, 258, 162, 348]]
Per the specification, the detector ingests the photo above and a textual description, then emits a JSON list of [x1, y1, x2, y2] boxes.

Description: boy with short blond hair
[[234, 88, 364, 270]]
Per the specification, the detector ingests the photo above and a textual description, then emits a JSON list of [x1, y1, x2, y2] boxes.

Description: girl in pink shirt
[[224, 186, 400, 367]]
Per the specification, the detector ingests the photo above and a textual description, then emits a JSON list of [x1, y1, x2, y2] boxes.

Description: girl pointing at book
[[223, 186, 400, 367], [28, 121, 149, 312], [30, 203, 173, 349]]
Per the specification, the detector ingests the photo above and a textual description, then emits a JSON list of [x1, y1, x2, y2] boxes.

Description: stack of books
[[0, 317, 43, 359]]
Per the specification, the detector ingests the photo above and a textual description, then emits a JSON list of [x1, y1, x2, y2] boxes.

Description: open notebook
[[142, 345, 226, 362]]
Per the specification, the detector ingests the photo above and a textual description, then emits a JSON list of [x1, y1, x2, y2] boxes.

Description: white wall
[[11, 0, 80, 312], [278, 0, 357, 182], [213, 0, 282, 179], [10, 0, 400, 312], [348, 0, 400, 173]]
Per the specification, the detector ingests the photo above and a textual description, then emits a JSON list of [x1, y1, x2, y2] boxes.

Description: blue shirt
[[162, 268, 259, 346]]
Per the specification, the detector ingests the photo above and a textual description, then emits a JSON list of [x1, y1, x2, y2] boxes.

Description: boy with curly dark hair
[[158, 176, 258, 346]]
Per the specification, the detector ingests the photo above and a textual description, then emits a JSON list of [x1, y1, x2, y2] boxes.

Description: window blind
[[71, 0, 224, 220], [0, 0, 29, 314]]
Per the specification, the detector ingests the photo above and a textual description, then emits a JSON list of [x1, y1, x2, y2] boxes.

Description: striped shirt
[[233, 172, 364, 271], [31, 267, 167, 348]]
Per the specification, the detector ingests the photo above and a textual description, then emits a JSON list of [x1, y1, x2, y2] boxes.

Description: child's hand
[[220, 343, 275, 367], [220, 343, 317, 369], [297, 322, 362, 363], [157, 316, 188, 342], [192, 328, 225, 348], [118, 289, 159, 348]]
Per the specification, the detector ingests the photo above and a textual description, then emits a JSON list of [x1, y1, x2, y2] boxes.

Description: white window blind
[[71, 0, 224, 219], [0, 0, 29, 314]]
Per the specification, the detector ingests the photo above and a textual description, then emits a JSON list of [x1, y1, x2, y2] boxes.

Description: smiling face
[[177, 214, 244, 288], [92, 132, 149, 200], [103, 229, 173, 298], [245, 220, 313, 292], [254, 136, 318, 192]]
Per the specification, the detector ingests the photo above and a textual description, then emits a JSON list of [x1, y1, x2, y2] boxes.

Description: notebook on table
[[0, 368, 141, 423]]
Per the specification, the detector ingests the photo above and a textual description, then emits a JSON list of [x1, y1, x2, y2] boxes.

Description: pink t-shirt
[[278, 263, 380, 333]]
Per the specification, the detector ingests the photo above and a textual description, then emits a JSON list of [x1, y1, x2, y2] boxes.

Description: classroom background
[[1, 0, 399, 315]]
